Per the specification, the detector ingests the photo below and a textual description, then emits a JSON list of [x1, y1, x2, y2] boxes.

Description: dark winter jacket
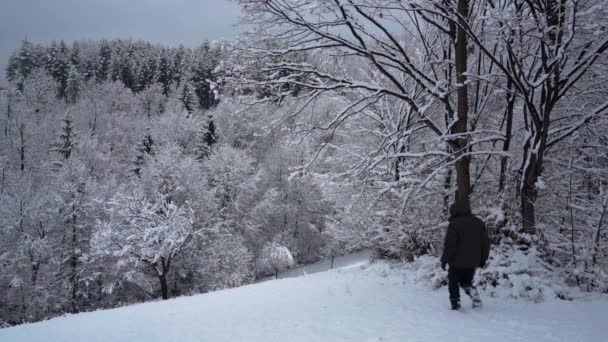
[[441, 202, 491, 269]]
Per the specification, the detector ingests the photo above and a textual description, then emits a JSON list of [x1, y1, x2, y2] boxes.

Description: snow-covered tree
[[92, 190, 194, 300], [132, 131, 154, 176], [195, 116, 217, 160], [21, 68, 58, 112], [65, 65, 82, 104], [178, 78, 198, 115], [257, 243, 294, 279], [51, 112, 78, 166]]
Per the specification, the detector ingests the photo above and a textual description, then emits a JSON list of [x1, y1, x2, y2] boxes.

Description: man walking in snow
[[441, 200, 490, 310]]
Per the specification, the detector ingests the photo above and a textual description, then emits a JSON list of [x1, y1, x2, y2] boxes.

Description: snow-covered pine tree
[[178, 78, 199, 115], [191, 43, 215, 110], [65, 65, 82, 104], [7, 39, 41, 90], [69, 42, 81, 70], [53, 158, 95, 314], [96, 39, 112, 82], [157, 49, 173, 95], [132, 131, 155, 176], [53, 41, 70, 101], [51, 112, 78, 167], [195, 116, 217, 160]]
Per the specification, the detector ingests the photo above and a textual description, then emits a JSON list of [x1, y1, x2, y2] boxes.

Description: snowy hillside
[[1, 257, 607, 342]]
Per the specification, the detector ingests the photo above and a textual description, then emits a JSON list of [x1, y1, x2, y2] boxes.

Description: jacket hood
[[449, 200, 472, 219]]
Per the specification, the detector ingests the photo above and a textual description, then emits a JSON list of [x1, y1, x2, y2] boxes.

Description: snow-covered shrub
[[196, 231, 255, 292], [257, 243, 294, 279]]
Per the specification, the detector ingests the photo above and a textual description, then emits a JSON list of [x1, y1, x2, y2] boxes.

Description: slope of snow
[[1, 259, 607, 342]]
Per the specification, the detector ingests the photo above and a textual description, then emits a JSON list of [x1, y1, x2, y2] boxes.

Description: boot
[[450, 299, 461, 310], [464, 287, 482, 308]]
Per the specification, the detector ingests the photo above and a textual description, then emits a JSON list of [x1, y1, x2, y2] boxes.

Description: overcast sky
[[0, 0, 243, 79]]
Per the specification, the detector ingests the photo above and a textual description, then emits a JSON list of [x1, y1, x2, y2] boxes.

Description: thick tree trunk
[[453, 0, 472, 206], [519, 0, 565, 234], [70, 201, 78, 313], [159, 274, 169, 300], [592, 198, 608, 265], [521, 150, 541, 234]]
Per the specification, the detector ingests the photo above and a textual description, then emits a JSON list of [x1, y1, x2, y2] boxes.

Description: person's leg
[[447, 267, 461, 310], [459, 268, 482, 308]]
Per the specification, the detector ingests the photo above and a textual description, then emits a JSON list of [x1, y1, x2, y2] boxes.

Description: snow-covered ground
[[1, 255, 607, 342]]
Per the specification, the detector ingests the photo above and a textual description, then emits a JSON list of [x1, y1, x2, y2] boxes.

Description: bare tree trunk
[[453, 0, 472, 206], [520, 0, 565, 234], [498, 80, 515, 192], [71, 198, 78, 313], [521, 152, 540, 233], [19, 123, 25, 173], [5, 91, 11, 138], [593, 197, 608, 266], [567, 140, 577, 266], [159, 274, 169, 300], [158, 256, 172, 300]]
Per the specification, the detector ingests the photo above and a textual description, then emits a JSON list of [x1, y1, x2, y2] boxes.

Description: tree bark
[[520, 0, 564, 234], [453, 0, 472, 206], [521, 153, 540, 233], [159, 274, 169, 300], [19, 123, 25, 172], [593, 197, 608, 265], [158, 256, 172, 300], [498, 80, 515, 192]]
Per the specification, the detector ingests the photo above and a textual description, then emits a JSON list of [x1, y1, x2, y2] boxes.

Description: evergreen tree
[[191, 41, 219, 110], [96, 40, 112, 81], [178, 78, 198, 115], [132, 131, 155, 176], [5, 51, 20, 82], [196, 116, 218, 160], [70, 42, 81, 69], [8, 39, 40, 89], [65, 65, 82, 104], [136, 56, 157, 92], [44, 41, 59, 75], [54, 159, 93, 314], [157, 50, 172, 95], [17, 39, 39, 79], [44, 41, 70, 100], [173, 45, 188, 87], [52, 112, 78, 165], [82, 59, 96, 81]]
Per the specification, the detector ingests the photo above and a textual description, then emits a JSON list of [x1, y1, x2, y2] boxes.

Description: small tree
[[178, 79, 198, 115], [52, 112, 78, 167], [91, 191, 194, 300], [195, 117, 218, 160], [258, 243, 294, 279], [132, 131, 155, 176], [65, 65, 82, 104]]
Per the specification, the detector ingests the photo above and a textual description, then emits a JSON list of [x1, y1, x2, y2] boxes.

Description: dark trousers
[[448, 267, 476, 302]]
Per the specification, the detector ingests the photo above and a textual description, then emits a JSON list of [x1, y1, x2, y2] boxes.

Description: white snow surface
[[1, 255, 607, 342]]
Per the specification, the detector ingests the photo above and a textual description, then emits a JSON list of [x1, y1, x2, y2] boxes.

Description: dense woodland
[[1, 0, 608, 327]]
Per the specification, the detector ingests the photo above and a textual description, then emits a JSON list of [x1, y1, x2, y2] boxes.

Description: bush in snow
[[258, 243, 294, 279]]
